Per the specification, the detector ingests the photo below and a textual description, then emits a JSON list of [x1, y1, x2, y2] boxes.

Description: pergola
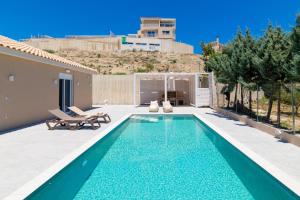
[[133, 73, 199, 106]]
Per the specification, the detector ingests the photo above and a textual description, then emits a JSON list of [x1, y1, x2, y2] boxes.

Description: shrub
[[43, 49, 55, 54], [113, 72, 127, 75], [135, 67, 148, 73], [144, 63, 154, 71], [281, 88, 300, 114], [170, 59, 177, 64]]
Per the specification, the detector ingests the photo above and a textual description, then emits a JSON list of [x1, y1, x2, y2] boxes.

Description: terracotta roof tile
[[0, 35, 97, 74]]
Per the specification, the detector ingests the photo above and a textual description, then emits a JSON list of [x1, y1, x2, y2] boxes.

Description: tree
[[289, 14, 300, 132], [257, 24, 291, 124], [201, 42, 216, 60], [206, 52, 235, 108], [238, 29, 261, 114], [207, 30, 245, 110], [201, 42, 217, 72], [206, 16, 299, 132], [291, 15, 300, 54], [228, 29, 245, 111], [290, 15, 300, 81]]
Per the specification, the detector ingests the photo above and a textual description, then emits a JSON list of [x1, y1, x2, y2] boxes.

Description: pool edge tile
[[193, 113, 300, 198], [4, 114, 132, 200]]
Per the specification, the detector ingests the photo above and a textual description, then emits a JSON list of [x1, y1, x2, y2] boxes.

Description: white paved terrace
[[0, 105, 300, 199]]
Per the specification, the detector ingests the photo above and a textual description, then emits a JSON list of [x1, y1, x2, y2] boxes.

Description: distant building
[[24, 17, 193, 54], [120, 36, 193, 54], [137, 17, 176, 40], [209, 37, 224, 53]]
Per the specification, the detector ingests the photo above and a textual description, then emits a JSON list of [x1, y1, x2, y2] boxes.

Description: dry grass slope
[[51, 49, 204, 74]]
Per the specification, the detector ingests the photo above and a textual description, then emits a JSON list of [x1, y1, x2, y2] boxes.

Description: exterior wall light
[[8, 74, 15, 82], [66, 69, 71, 73], [53, 79, 58, 85], [104, 99, 108, 105], [77, 81, 80, 86]]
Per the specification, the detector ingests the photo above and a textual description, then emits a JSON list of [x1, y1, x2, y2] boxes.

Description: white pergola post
[[164, 74, 167, 102], [133, 74, 136, 106], [194, 73, 198, 107]]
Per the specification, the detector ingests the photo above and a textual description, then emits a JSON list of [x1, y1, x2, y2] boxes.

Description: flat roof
[[134, 73, 208, 80], [140, 17, 176, 21], [134, 72, 208, 76]]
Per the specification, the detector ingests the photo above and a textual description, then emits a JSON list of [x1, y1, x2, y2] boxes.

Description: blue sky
[[0, 0, 299, 53]]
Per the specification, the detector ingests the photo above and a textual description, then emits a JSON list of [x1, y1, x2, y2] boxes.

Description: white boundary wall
[[93, 75, 134, 105]]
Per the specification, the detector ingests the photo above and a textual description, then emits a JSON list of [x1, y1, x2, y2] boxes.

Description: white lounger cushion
[[163, 101, 173, 113], [149, 101, 159, 112]]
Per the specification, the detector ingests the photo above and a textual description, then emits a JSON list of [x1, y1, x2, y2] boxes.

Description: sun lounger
[[163, 101, 173, 113], [46, 109, 101, 130], [68, 106, 111, 123], [149, 101, 159, 112]]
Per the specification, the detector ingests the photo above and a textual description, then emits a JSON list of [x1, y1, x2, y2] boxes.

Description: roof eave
[[0, 46, 97, 74]]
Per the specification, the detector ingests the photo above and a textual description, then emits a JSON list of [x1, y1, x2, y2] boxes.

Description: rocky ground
[[52, 49, 205, 74]]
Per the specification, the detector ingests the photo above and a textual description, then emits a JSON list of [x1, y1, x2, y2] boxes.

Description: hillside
[[51, 49, 205, 74]]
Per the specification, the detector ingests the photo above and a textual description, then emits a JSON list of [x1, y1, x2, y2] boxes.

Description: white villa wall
[[120, 37, 162, 52], [197, 88, 210, 107], [196, 74, 211, 107], [121, 37, 193, 54]]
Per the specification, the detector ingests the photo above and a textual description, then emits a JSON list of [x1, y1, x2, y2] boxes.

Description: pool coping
[[4, 114, 131, 200], [194, 113, 300, 198], [5, 113, 300, 199]]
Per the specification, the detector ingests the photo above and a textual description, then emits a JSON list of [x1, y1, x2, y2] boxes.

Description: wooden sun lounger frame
[[46, 109, 101, 130], [68, 106, 111, 123]]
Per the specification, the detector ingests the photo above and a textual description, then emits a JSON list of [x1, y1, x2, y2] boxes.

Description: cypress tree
[[239, 29, 261, 114], [291, 15, 300, 78], [206, 52, 235, 108], [229, 30, 244, 111], [289, 14, 300, 132], [258, 24, 290, 124]]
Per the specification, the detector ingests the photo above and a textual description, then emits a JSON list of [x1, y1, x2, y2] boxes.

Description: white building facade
[[120, 36, 194, 54]]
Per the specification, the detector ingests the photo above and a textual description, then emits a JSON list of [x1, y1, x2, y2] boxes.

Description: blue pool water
[[27, 115, 300, 200]]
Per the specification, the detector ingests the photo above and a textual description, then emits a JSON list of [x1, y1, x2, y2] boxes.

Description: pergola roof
[[134, 72, 206, 80]]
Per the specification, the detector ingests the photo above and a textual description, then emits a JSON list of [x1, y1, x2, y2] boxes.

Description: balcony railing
[[142, 23, 159, 28], [146, 34, 157, 37]]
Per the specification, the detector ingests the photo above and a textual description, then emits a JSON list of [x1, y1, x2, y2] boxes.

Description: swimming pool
[[26, 115, 300, 199]]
